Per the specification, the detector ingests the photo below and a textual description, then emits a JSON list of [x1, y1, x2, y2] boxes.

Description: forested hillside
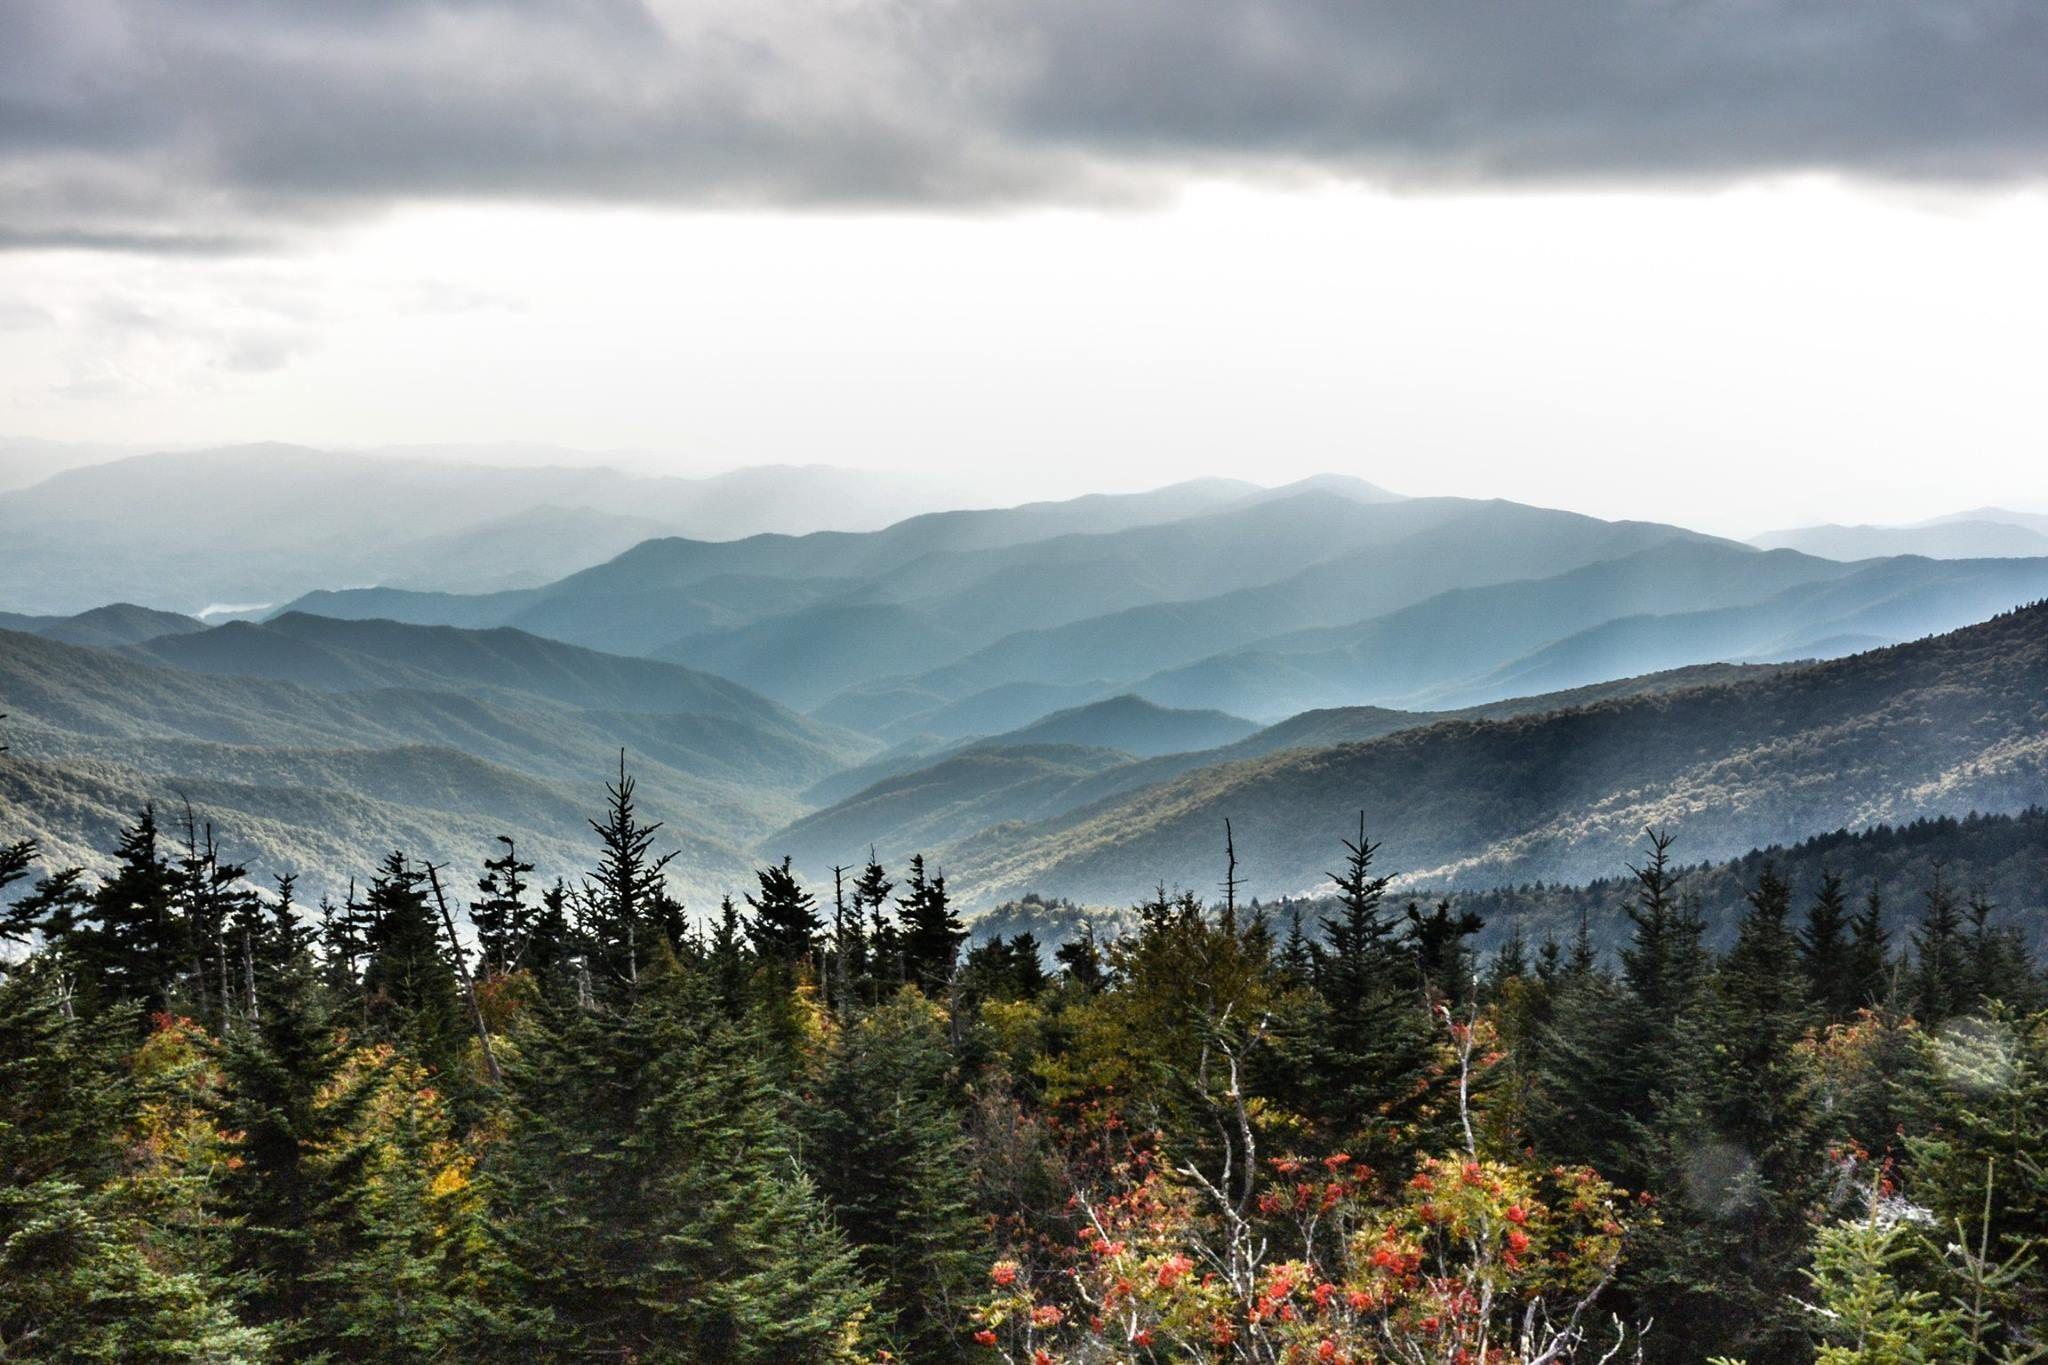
[[5, 761, 2046, 1363], [0, 622, 869, 899], [938, 600, 2048, 906]]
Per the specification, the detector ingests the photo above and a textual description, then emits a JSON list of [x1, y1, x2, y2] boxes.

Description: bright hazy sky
[[4, 0, 2046, 538]]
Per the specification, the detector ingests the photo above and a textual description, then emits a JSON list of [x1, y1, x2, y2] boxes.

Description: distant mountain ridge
[[0, 617, 872, 901], [930, 600, 2048, 907]]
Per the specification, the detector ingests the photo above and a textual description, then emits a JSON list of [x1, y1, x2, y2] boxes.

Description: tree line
[[1, 767, 2045, 1362]]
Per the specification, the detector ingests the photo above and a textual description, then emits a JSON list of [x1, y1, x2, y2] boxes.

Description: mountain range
[[0, 443, 989, 615], [4, 452, 2048, 919]]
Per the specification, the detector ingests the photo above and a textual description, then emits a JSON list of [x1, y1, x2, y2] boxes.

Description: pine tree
[[1403, 896, 1484, 1001], [1, 866, 93, 957], [216, 909, 353, 1332], [1484, 919, 1529, 998], [1277, 907, 1315, 987], [68, 805, 183, 1016], [1053, 926, 1106, 992], [745, 856, 821, 966], [896, 855, 965, 996], [1632, 865, 1822, 1365], [299, 1051, 500, 1362], [1801, 870, 1858, 1020], [852, 850, 897, 995], [579, 753, 680, 994], [1910, 869, 1969, 1025], [359, 852, 466, 1081], [1962, 893, 2035, 1012], [487, 953, 873, 1361], [1845, 885, 1892, 1011], [170, 809, 261, 1031], [470, 836, 535, 977], [797, 992, 983, 1359], [1300, 814, 1436, 1157]]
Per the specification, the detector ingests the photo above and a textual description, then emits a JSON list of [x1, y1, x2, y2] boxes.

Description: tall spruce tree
[[470, 837, 535, 977], [69, 806, 183, 1016], [580, 753, 680, 994], [359, 851, 466, 1081], [1800, 870, 1858, 1021], [1632, 866, 1822, 1365], [1910, 868, 1970, 1025], [1845, 885, 1892, 1011], [745, 857, 821, 966], [1298, 815, 1436, 1158], [797, 992, 983, 1359], [896, 855, 965, 996]]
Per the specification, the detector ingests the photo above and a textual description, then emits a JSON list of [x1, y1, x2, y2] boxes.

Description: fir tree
[[1910, 868, 1969, 1025], [579, 753, 680, 994], [1053, 927, 1106, 992], [69, 806, 183, 1016], [745, 856, 821, 966], [852, 850, 897, 994], [1404, 896, 1484, 1000], [1801, 871, 1858, 1020], [359, 852, 466, 1081], [470, 837, 535, 977], [1845, 885, 1892, 1011], [797, 992, 983, 1358], [896, 855, 965, 996], [1633, 865, 1822, 1365], [1297, 814, 1436, 1158]]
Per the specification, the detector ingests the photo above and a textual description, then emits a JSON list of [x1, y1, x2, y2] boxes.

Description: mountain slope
[[0, 603, 206, 648], [129, 612, 822, 726], [773, 662, 1807, 879], [994, 695, 1256, 756], [937, 600, 2048, 906], [0, 444, 986, 615], [1751, 520, 2048, 561], [0, 625, 866, 900], [1132, 547, 2048, 720]]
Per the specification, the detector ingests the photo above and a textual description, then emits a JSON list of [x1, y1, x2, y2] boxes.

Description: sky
[[3, 0, 2046, 537]]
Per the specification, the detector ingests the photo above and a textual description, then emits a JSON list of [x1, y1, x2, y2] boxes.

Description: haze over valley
[[5, 443, 2046, 920]]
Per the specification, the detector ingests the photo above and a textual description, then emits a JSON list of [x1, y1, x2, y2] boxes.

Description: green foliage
[[798, 991, 985, 1359]]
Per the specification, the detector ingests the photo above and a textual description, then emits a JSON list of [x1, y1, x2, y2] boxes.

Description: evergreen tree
[[961, 933, 1049, 1002], [1633, 866, 1822, 1365], [170, 810, 261, 1031], [488, 954, 873, 1361], [0, 866, 93, 959], [215, 907, 355, 1333], [745, 856, 821, 966], [1297, 815, 1436, 1159], [1404, 896, 1484, 1000], [1801, 870, 1858, 1020], [1053, 926, 1106, 992], [1845, 885, 1892, 1011], [359, 852, 466, 1080], [1963, 892, 2035, 1011], [299, 1052, 500, 1362], [1484, 919, 1529, 998], [579, 753, 680, 994], [852, 850, 898, 994], [797, 992, 983, 1359], [1277, 906, 1316, 987], [470, 836, 535, 977], [896, 854, 965, 996], [1910, 868, 1970, 1025], [69, 806, 183, 1016]]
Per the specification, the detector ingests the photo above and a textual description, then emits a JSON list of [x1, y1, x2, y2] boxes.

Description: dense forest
[[3, 767, 2046, 1362]]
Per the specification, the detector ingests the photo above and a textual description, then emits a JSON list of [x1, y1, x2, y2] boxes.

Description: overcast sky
[[3, 0, 2045, 536]]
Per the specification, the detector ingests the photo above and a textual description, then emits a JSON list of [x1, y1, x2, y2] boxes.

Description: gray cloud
[[4, 0, 2045, 251]]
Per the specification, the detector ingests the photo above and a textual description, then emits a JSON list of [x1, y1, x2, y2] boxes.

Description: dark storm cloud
[[5, 0, 2046, 251]]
